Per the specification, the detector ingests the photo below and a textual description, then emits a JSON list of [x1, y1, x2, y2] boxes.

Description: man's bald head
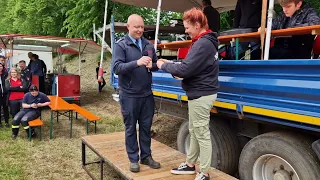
[[127, 14, 144, 39]]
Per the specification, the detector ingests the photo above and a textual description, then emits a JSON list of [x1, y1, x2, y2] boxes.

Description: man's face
[[282, 1, 302, 17], [0, 58, 5, 64], [19, 62, 26, 70], [28, 53, 33, 59], [31, 91, 39, 97], [127, 18, 144, 39]]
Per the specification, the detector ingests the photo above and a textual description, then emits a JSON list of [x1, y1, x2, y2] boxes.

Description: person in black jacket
[[230, 0, 262, 60], [202, 0, 220, 33], [266, 0, 320, 59], [157, 8, 219, 180], [5, 68, 28, 119], [112, 14, 160, 173], [0, 63, 9, 128]]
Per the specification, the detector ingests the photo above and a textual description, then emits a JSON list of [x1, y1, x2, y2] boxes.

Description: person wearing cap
[[11, 85, 50, 140]]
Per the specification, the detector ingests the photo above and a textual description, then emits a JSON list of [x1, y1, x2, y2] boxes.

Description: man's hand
[[157, 60, 165, 69], [137, 56, 151, 66], [31, 103, 38, 109], [146, 61, 152, 69]]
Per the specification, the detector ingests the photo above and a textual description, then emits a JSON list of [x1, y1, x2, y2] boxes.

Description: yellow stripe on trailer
[[153, 91, 178, 99], [243, 106, 320, 126]]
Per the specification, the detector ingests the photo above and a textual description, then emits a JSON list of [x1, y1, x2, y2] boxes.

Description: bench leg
[[39, 126, 42, 141], [56, 111, 59, 123], [29, 128, 32, 141], [94, 121, 97, 134], [86, 120, 89, 135], [76, 112, 78, 120], [70, 111, 73, 138], [50, 111, 53, 139]]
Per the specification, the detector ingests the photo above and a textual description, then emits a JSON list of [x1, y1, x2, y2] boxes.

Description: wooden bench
[[28, 118, 43, 141], [71, 104, 100, 134]]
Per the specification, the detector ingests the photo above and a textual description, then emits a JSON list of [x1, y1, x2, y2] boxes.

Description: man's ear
[[296, 1, 303, 8]]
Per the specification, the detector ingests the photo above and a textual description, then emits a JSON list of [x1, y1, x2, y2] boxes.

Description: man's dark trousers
[[120, 94, 154, 163]]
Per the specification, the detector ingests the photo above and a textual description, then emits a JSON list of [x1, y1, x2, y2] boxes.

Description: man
[[96, 62, 106, 93], [0, 56, 8, 71], [202, 0, 220, 33], [112, 14, 160, 172], [19, 60, 32, 91], [11, 85, 50, 139], [29, 54, 46, 93], [267, 0, 320, 59], [231, 0, 262, 60]]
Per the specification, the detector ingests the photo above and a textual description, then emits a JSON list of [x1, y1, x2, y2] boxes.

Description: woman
[[0, 63, 9, 128], [157, 8, 219, 180], [5, 68, 28, 119]]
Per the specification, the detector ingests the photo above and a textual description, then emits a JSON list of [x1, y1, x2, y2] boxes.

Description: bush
[[64, 54, 78, 62]]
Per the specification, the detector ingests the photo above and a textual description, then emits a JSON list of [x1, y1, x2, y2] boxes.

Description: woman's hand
[[157, 60, 165, 69]]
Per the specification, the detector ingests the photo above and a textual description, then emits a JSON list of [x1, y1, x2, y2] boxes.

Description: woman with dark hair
[[157, 8, 219, 180], [5, 68, 28, 119], [0, 63, 9, 128]]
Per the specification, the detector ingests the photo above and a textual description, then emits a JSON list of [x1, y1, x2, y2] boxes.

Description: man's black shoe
[[140, 156, 160, 169], [130, 162, 140, 173]]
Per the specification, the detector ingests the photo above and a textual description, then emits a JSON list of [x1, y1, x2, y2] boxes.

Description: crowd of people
[[111, 0, 320, 179], [0, 52, 49, 140]]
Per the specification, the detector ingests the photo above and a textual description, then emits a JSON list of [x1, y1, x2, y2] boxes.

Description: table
[[48, 96, 75, 139]]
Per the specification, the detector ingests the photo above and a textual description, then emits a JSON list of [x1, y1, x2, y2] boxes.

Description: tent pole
[[260, 0, 268, 60], [154, 0, 162, 51], [78, 42, 81, 75], [264, 0, 274, 60], [98, 0, 108, 82]]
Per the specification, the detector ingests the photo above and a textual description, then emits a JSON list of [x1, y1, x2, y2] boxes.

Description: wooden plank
[[82, 132, 238, 180]]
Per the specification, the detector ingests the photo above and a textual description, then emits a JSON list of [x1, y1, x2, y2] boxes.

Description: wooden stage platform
[[81, 132, 238, 180]]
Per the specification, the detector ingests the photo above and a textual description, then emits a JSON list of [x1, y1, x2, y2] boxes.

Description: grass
[[0, 53, 183, 179]]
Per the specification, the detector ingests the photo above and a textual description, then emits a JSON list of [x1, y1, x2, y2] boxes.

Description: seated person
[[266, 0, 320, 59], [225, 0, 263, 60], [11, 85, 50, 140]]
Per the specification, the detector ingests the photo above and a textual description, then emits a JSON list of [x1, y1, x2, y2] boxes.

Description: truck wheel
[[239, 132, 320, 180], [177, 118, 240, 175]]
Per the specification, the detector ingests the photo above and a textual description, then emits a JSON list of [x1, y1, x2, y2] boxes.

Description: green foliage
[[64, 54, 78, 62], [0, 0, 320, 39]]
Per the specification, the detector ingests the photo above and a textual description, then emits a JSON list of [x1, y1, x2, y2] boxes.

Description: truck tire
[[177, 118, 240, 175], [239, 131, 320, 180]]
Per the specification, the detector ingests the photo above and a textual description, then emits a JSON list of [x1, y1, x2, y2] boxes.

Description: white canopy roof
[[112, 0, 237, 12]]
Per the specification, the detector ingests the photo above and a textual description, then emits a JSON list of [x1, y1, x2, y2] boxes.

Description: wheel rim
[[253, 154, 300, 180]]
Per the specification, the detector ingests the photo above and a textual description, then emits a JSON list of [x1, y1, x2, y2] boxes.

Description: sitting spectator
[[0, 63, 9, 128], [12, 85, 50, 140], [264, 0, 320, 59], [5, 68, 28, 119]]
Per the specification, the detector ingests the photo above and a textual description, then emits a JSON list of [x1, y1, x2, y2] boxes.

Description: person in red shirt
[[5, 68, 28, 119]]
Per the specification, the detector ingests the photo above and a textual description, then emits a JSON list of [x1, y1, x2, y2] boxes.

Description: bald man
[[112, 14, 160, 172]]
